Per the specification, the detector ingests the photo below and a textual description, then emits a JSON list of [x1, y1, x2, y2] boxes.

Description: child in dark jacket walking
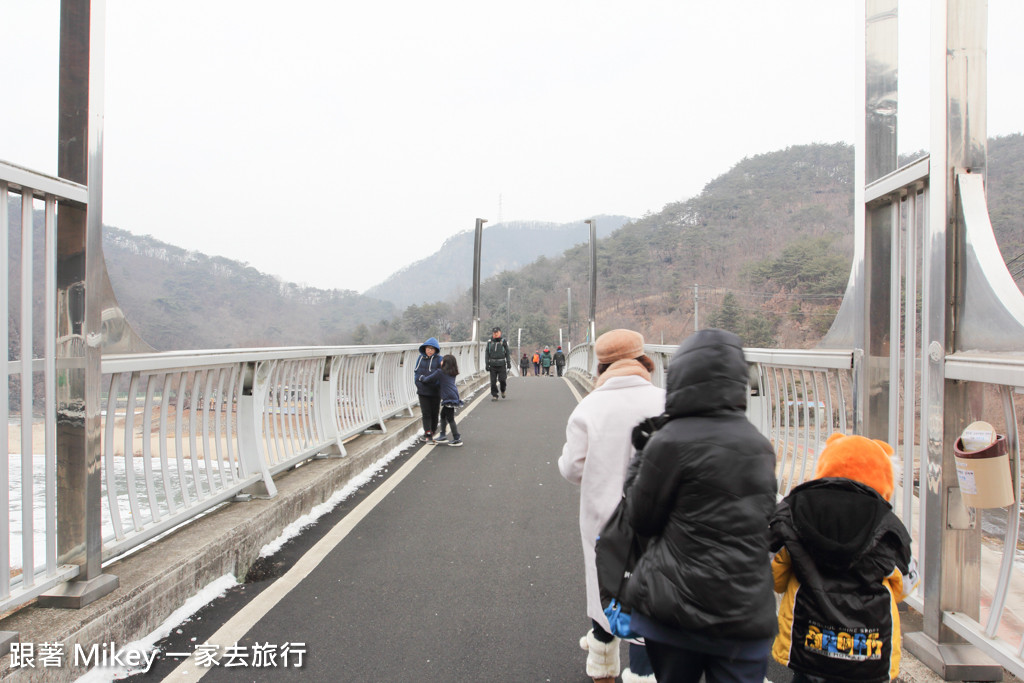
[[771, 432, 918, 683], [419, 354, 464, 447]]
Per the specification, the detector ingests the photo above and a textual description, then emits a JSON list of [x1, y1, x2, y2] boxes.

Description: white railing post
[[368, 353, 387, 434], [237, 362, 277, 498], [317, 356, 345, 455]]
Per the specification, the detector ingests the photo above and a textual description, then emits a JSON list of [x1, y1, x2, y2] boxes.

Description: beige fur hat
[[595, 329, 646, 364]]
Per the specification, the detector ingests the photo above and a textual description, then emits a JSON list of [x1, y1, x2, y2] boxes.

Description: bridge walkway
[[101, 371, 945, 683], [162, 373, 595, 682]]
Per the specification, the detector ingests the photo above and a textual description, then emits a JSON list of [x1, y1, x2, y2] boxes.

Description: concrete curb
[[0, 374, 490, 682]]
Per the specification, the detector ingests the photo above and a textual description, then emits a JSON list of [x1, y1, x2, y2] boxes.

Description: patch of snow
[[73, 574, 238, 682], [258, 433, 420, 558]]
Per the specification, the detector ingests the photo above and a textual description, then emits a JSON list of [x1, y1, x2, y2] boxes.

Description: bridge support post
[[903, 0, 1001, 678], [40, 0, 120, 609]]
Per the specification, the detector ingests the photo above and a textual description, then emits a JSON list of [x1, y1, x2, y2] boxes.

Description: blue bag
[[603, 599, 638, 639]]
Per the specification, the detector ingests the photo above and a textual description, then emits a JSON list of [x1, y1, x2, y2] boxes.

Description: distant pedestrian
[[532, 351, 541, 376], [413, 337, 443, 442], [520, 353, 530, 377], [554, 346, 566, 377], [541, 347, 553, 376], [559, 329, 665, 683], [622, 329, 777, 683], [771, 433, 918, 683], [419, 354, 465, 447], [486, 326, 511, 400]]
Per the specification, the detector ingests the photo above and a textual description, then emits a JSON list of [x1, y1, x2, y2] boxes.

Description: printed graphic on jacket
[[801, 621, 884, 661], [785, 572, 896, 681]]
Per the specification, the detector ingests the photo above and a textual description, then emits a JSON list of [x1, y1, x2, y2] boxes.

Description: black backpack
[[486, 339, 508, 367]]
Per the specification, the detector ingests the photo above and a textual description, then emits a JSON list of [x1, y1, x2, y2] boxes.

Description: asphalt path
[[137, 372, 799, 683], [150, 373, 599, 682]]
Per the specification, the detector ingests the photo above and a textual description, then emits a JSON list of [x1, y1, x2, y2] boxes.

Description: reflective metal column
[[584, 218, 597, 342], [39, 0, 119, 607], [860, 0, 898, 441], [470, 218, 486, 343], [904, 1, 1000, 677]]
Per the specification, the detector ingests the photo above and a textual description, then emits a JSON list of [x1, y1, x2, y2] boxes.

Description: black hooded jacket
[[770, 478, 914, 682], [623, 329, 778, 640]]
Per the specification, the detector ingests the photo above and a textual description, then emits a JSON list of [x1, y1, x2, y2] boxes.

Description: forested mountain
[[101, 228, 398, 349], [364, 217, 631, 308], [358, 135, 1024, 350], [8, 135, 1023, 354], [5, 207, 396, 351]]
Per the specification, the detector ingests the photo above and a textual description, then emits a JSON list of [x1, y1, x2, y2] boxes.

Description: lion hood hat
[[814, 432, 894, 500]]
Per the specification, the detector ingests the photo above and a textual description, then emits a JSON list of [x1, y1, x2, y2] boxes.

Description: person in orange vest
[[532, 351, 541, 376]]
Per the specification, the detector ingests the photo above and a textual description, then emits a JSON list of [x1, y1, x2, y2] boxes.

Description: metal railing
[[564, 343, 856, 487], [2, 163, 89, 615], [569, 338, 1024, 678], [5, 328, 483, 614]]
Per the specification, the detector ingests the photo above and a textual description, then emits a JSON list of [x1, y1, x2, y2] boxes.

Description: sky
[[2, 1, 1023, 294]]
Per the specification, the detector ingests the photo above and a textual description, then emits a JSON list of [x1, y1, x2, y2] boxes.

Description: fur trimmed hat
[[595, 329, 645, 364], [814, 432, 895, 500]]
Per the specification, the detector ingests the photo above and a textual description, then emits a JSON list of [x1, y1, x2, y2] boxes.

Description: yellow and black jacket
[[770, 478, 917, 683]]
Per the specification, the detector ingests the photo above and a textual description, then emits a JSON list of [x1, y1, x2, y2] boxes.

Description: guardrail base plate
[[37, 573, 119, 609], [904, 632, 1003, 681]]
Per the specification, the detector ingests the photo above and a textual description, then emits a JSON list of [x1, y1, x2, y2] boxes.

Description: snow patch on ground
[[74, 574, 237, 681], [74, 431, 422, 681], [258, 433, 420, 558]]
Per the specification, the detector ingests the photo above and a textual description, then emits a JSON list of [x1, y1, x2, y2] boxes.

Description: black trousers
[[556, 364, 564, 376], [418, 394, 441, 434], [644, 639, 769, 683], [439, 405, 460, 438], [489, 365, 507, 396]]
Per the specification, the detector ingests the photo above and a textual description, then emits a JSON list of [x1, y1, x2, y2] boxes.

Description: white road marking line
[[166, 389, 490, 680], [564, 376, 584, 403]]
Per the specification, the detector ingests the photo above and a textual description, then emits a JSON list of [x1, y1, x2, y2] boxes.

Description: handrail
[[4, 337, 483, 614], [564, 344, 855, 489], [571, 338, 1024, 678]]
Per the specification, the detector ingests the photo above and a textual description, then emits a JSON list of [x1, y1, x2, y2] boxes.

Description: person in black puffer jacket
[[623, 328, 778, 683]]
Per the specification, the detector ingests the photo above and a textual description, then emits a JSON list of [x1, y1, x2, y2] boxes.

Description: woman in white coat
[[558, 329, 665, 683]]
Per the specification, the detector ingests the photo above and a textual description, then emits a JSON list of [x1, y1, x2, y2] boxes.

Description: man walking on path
[[554, 346, 566, 377], [541, 347, 554, 376], [486, 326, 512, 400]]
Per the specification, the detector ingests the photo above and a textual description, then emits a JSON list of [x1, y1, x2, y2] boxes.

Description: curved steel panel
[[955, 173, 1024, 351]]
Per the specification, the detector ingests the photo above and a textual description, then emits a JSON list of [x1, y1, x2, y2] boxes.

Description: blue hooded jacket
[[414, 337, 442, 396], [419, 366, 462, 406]]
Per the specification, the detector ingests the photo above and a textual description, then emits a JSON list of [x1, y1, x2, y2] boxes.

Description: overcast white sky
[[2, 2, 1023, 293]]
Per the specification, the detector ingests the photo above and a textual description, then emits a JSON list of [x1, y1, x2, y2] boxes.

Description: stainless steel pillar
[[567, 287, 572, 343], [585, 219, 597, 342], [859, 0, 898, 442], [39, 0, 118, 608], [903, 0, 1000, 678], [470, 218, 485, 343]]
